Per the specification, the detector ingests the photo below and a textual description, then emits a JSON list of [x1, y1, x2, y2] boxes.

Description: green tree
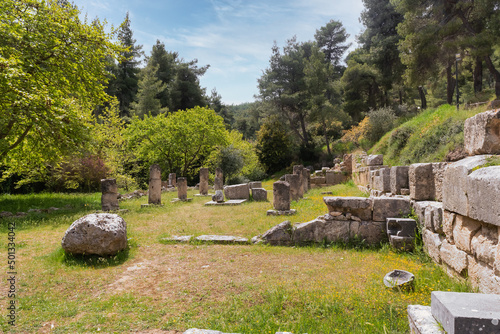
[[0, 0, 122, 177], [130, 64, 168, 118], [314, 19, 351, 75], [125, 107, 229, 177], [147, 40, 179, 111], [256, 116, 293, 174], [170, 61, 209, 111]]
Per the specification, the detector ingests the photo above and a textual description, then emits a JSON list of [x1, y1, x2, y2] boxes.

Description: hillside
[[368, 104, 489, 166]]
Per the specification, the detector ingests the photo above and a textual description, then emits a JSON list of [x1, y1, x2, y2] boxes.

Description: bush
[[256, 117, 294, 174], [366, 107, 397, 143]]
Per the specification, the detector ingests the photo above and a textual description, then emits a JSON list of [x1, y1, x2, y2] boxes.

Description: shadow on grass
[[48, 238, 137, 269]]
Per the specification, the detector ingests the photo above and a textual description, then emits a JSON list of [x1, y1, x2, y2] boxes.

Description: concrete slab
[[407, 305, 445, 334], [204, 199, 247, 206], [431, 291, 500, 334], [194, 235, 249, 244]]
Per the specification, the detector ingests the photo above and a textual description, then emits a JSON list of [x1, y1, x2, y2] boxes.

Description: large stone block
[[407, 305, 444, 334], [168, 173, 176, 187], [443, 210, 456, 243], [412, 201, 437, 228], [101, 193, 119, 211], [294, 217, 350, 244], [177, 177, 188, 200], [453, 215, 482, 253], [432, 162, 448, 202], [149, 164, 162, 205], [467, 166, 500, 227], [273, 181, 290, 211], [409, 163, 435, 201], [325, 171, 348, 185], [223, 183, 250, 200], [423, 229, 443, 263], [343, 154, 353, 174], [467, 255, 500, 294], [248, 181, 262, 189], [440, 240, 468, 274], [442, 155, 489, 216], [251, 188, 267, 202], [424, 202, 443, 234], [324, 197, 373, 221], [199, 168, 209, 195], [101, 178, 118, 194], [350, 220, 386, 244], [387, 218, 417, 237], [464, 109, 500, 155], [390, 166, 409, 195], [258, 221, 293, 246], [301, 168, 310, 193], [471, 224, 498, 265], [366, 154, 383, 166], [310, 176, 326, 185], [371, 168, 391, 192], [372, 197, 411, 222], [285, 174, 301, 201], [293, 165, 305, 198]]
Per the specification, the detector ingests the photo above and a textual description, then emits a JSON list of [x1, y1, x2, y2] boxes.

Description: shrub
[[366, 107, 397, 143], [256, 117, 294, 174]]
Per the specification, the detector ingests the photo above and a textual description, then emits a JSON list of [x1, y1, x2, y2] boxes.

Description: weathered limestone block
[[285, 174, 301, 201], [467, 255, 500, 294], [471, 224, 498, 265], [372, 197, 411, 222], [214, 177, 223, 191], [409, 163, 434, 201], [149, 164, 162, 205], [293, 165, 305, 198], [424, 202, 443, 234], [324, 197, 373, 221], [215, 168, 223, 179], [223, 184, 250, 200], [350, 220, 386, 244], [61, 213, 127, 256], [371, 168, 391, 193], [251, 188, 268, 202], [212, 190, 224, 203], [248, 181, 262, 190], [310, 176, 326, 185], [325, 171, 348, 185], [443, 210, 456, 243], [387, 218, 417, 237], [199, 168, 209, 195], [453, 215, 482, 253], [467, 166, 500, 227], [258, 220, 293, 246], [101, 179, 118, 211], [496, 236, 500, 276], [412, 201, 436, 226], [343, 154, 353, 174], [177, 177, 188, 200], [407, 305, 444, 334], [294, 216, 350, 244], [423, 229, 443, 263], [168, 173, 177, 187], [390, 166, 409, 195], [464, 109, 500, 155], [273, 181, 290, 211], [302, 168, 310, 193], [440, 240, 468, 274], [432, 162, 448, 202], [442, 155, 489, 216], [366, 154, 383, 166]]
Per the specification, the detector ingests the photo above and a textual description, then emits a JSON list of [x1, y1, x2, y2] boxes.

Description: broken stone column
[[214, 168, 223, 190], [252, 188, 268, 201], [168, 173, 176, 188], [302, 168, 310, 193], [101, 178, 119, 211], [212, 190, 224, 203], [148, 164, 162, 205], [293, 165, 305, 198], [177, 177, 188, 200], [464, 109, 500, 155], [267, 181, 296, 216], [285, 174, 301, 201], [199, 168, 209, 195], [343, 154, 353, 174]]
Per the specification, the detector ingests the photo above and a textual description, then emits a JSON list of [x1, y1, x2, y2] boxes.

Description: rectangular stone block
[[325, 171, 348, 185], [372, 168, 390, 192], [390, 166, 409, 195], [423, 229, 443, 263], [101, 193, 119, 211], [293, 218, 350, 244], [443, 210, 456, 243], [409, 163, 435, 201], [412, 201, 436, 227], [343, 154, 353, 174], [350, 220, 386, 244], [199, 168, 209, 195], [224, 183, 250, 200], [372, 197, 411, 222], [407, 305, 444, 334], [453, 214, 482, 253], [432, 162, 448, 202], [467, 166, 500, 227], [323, 196, 373, 221], [285, 174, 301, 201], [248, 181, 262, 189], [442, 155, 489, 216], [101, 178, 118, 194], [431, 291, 500, 334], [424, 202, 443, 234], [440, 240, 468, 274], [366, 154, 383, 166], [251, 188, 267, 202], [471, 224, 498, 265], [464, 109, 500, 155], [310, 176, 326, 184], [467, 255, 500, 295]]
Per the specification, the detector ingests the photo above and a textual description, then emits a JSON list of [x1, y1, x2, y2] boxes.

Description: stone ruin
[[172, 177, 192, 202], [148, 164, 162, 205], [101, 178, 119, 211], [198, 168, 210, 196], [266, 181, 296, 216]]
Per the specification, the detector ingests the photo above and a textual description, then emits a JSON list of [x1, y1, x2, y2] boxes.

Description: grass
[[0, 182, 474, 333]]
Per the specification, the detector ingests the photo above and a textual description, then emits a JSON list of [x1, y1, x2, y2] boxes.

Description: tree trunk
[[399, 90, 403, 105], [446, 65, 456, 105], [484, 55, 500, 98], [418, 86, 427, 110], [323, 120, 331, 157], [474, 56, 483, 94], [298, 111, 309, 147]]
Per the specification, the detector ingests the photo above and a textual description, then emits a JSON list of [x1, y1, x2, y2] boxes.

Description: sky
[[72, 0, 365, 105]]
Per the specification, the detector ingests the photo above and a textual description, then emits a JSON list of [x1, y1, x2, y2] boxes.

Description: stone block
[[293, 217, 350, 244], [258, 221, 293, 246], [248, 181, 262, 189], [390, 166, 409, 195], [467, 166, 500, 227], [372, 197, 411, 222], [372, 168, 391, 192], [412, 201, 436, 226], [467, 255, 500, 295], [168, 173, 176, 187], [273, 181, 290, 211], [149, 164, 162, 205], [177, 177, 188, 200], [325, 171, 348, 185], [442, 155, 489, 216], [431, 291, 500, 334], [471, 224, 498, 265], [366, 154, 383, 166], [215, 168, 223, 179], [293, 165, 305, 198], [440, 240, 468, 274], [285, 174, 301, 201], [101, 178, 118, 194], [443, 210, 456, 243], [424, 202, 443, 234], [423, 229, 443, 263], [432, 162, 448, 202], [409, 163, 435, 201], [101, 193, 119, 211], [310, 176, 326, 184], [350, 220, 386, 244], [224, 183, 250, 200], [251, 188, 267, 202], [495, 235, 500, 276], [464, 109, 500, 155], [323, 197, 373, 221], [212, 190, 224, 203], [199, 168, 209, 195], [343, 154, 353, 174], [301, 168, 309, 193], [407, 305, 445, 334], [453, 215, 481, 253], [214, 177, 223, 191], [387, 218, 417, 237], [401, 188, 410, 196], [195, 235, 249, 245]]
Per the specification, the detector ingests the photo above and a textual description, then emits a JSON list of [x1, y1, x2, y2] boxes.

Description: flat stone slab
[[161, 235, 193, 243], [431, 291, 500, 334], [140, 204, 164, 208], [407, 305, 445, 334], [205, 199, 247, 206], [267, 209, 297, 216], [194, 235, 249, 244], [195, 194, 214, 197], [171, 198, 193, 203]]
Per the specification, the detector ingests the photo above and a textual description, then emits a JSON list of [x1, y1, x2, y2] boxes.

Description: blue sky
[[73, 0, 365, 105]]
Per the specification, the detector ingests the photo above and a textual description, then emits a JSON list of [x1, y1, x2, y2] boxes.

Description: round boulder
[[61, 213, 127, 256]]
